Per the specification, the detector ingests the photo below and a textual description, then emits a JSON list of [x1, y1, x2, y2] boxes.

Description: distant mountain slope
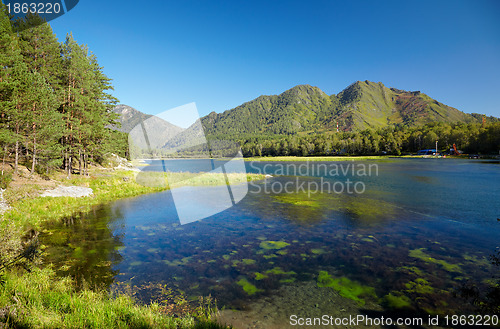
[[201, 80, 480, 135], [335, 81, 472, 130], [112, 105, 152, 133], [112, 104, 184, 151], [202, 85, 336, 135]]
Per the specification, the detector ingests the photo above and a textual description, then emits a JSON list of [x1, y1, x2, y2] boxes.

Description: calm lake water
[[41, 159, 500, 316]]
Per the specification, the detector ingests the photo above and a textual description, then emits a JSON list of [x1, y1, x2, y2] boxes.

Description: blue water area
[[41, 159, 500, 315]]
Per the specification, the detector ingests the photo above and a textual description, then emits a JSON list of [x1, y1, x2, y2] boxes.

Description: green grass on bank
[[1, 168, 260, 328], [137, 171, 263, 189], [2, 170, 165, 230], [0, 267, 198, 329]]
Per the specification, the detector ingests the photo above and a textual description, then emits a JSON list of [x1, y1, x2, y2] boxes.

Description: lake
[[41, 158, 500, 324]]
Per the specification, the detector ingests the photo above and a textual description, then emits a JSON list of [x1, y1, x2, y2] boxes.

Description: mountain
[[112, 105, 153, 133], [112, 81, 496, 148], [201, 85, 336, 135], [112, 104, 184, 151], [201, 80, 480, 136], [335, 81, 472, 130]]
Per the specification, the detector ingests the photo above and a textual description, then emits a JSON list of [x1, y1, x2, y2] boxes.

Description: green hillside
[[202, 85, 335, 135], [201, 80, 479, 136]]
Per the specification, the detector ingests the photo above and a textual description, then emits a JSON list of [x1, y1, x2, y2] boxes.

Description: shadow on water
[[41, 206, 126, 289]]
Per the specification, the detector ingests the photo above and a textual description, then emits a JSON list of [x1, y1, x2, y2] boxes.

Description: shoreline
[[0, 167, 259, 328]]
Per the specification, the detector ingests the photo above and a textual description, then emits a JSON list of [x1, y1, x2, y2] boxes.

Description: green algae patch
[[263, 254, 277, 259], [382, 293, 413, 309], [254, 272, 268, 281], [237, 278, 263, 295], [311, 248, 326, 255], [259, 240, 290, 250], [409, 248, 462, 273], [317, 271, 376, 306], [241, 259, 256, 265], [332, 196, 397, 222], [163, 257, 191, 267], [277, 250, 288, 255], [265, 267, 296, 276], [273, 193, 321, 208], [404, 278, 434, 294], [397, 266, 425, 277], [463, 253, 491, 267]]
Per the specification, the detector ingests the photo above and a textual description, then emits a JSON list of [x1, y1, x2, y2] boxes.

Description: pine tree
[[0, 4, 32, 174], [61, 33, 90, 177], [0, 4, 18, 172]]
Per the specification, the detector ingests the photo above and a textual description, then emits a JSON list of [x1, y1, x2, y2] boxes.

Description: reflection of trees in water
[[41, 205, 126, 290]]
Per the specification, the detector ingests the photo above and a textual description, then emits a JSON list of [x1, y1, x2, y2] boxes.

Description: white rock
[[0, 188, 10, 214], [41, 186, 93, 198]]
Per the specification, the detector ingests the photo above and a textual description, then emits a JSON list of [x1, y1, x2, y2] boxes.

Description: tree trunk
[[64, 148, 68, 174], [84, 152, 88, 176], [31, 143, 37, 175], [68, 154, 72, 179], [78, 149, 82, 175], [14, 140, 19, 175]]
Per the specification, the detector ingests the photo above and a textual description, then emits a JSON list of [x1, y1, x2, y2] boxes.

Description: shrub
[[0, 172, 12, 189]]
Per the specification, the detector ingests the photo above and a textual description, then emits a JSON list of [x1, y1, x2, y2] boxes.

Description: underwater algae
[[273, 193, 321, 208], [254, 272, 268, 280], [404, 278, 435, 294], [409, 248, 462, 273], [237, 278, 263, 295], [259, 240, 290, 250], [317, 271, 376, 306], [382, 293, 413, 309], [265, 267, 296, 276]]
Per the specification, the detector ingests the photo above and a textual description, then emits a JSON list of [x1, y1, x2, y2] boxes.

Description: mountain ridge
[[200, 80, 483, 136], [112, 81, 498, 141]]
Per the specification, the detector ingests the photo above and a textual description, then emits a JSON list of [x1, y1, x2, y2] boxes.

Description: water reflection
[[42, 206, 126, 288]]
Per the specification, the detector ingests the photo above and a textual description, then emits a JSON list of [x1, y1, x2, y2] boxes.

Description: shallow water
[[41, 159, 500, 317]]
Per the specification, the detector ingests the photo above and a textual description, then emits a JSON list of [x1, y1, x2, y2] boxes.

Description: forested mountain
[[112, 80, 499, 157], [201, 80, 488, 137], [0, 7, 126, 177]]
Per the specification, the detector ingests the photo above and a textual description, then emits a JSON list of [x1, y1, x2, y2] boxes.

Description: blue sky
[[48, 0, 500, 119]]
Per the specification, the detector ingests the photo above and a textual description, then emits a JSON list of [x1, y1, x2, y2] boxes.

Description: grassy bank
[[1, 167, 264, 328]]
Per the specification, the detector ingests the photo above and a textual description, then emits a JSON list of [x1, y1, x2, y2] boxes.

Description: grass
[[136, 171, 263, 189], [0, 166, 257, 328], [0, 267, 197, 328]]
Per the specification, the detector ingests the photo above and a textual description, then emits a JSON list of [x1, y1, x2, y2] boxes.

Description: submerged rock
[[41, 186, 93, 198]]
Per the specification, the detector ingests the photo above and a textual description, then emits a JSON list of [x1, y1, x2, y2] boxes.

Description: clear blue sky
[[49, 0, 500, 119]]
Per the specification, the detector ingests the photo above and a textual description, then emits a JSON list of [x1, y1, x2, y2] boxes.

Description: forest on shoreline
[[234, 121, 500, 157]]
